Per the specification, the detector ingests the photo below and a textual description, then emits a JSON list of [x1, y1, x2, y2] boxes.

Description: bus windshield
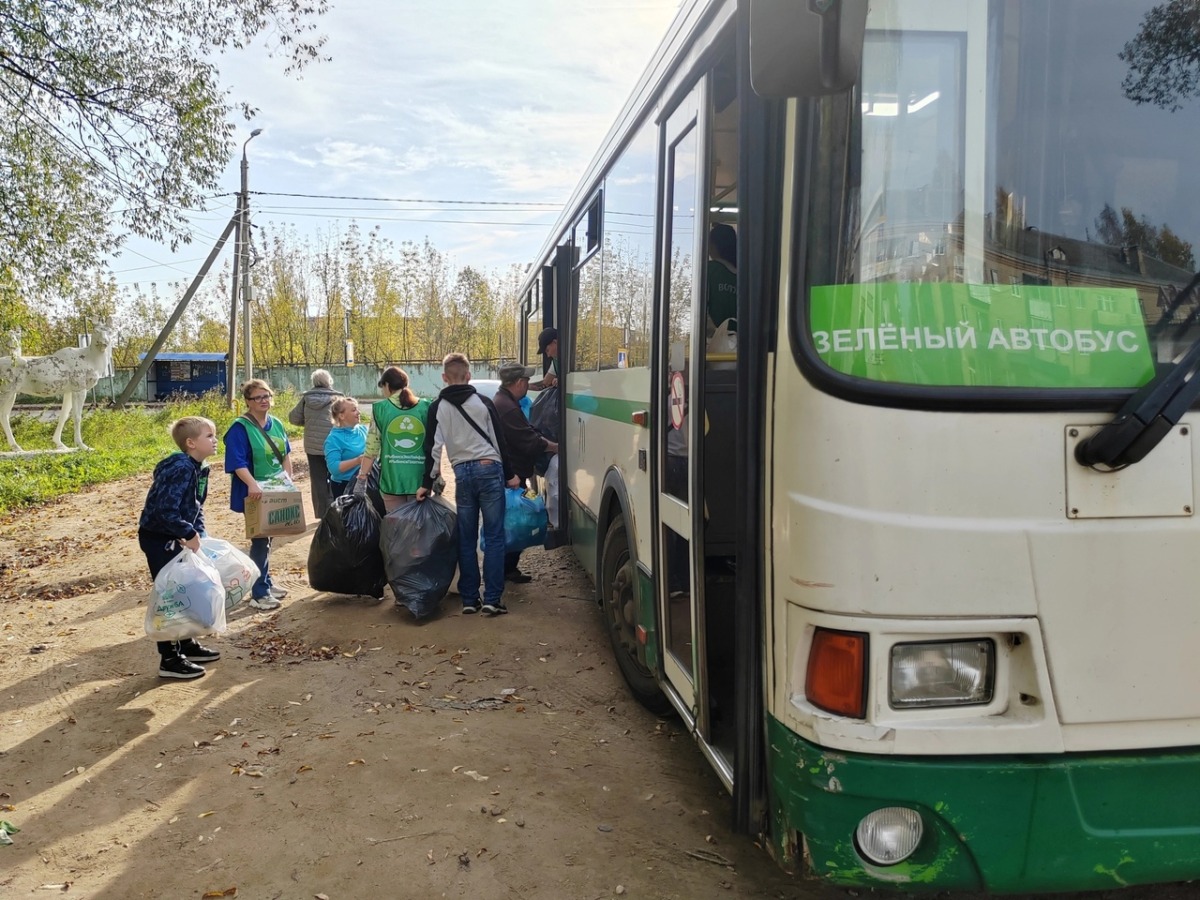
[[803, 0, 1200, 396]]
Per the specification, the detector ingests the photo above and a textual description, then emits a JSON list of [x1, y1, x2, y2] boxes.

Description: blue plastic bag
[[482, 488, 548, 553]]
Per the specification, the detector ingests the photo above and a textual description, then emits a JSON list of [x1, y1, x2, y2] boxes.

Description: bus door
[[547, 244, 574, 546], [656, 83, 706, 719]]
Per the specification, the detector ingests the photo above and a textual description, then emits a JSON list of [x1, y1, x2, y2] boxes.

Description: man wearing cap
[[494, 362, 558, 583], [530, 327, 558, 390]]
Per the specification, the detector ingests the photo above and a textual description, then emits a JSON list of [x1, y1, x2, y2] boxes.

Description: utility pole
[[225, 181, 243, 407], [240, 128, 262, 385], [115, 215, 238, 408]]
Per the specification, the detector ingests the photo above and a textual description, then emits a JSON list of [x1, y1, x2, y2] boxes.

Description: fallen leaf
[[296, 765, 313, 774], [201, 888, 238, 898], [347, 758, 366, 766], [198, 811, 215, 818]]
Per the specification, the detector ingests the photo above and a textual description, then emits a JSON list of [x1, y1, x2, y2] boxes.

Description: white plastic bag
[[199, 537, 260, 611], [545, 454, 560, 529], [145, 549, 227, 641], [706, 318, 737, 355]]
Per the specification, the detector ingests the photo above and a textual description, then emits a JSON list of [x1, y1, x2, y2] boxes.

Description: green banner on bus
[[809, 283, 1155, 388]]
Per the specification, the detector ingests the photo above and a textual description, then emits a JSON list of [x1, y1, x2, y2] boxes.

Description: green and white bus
[[517, 0, 1200, 891]]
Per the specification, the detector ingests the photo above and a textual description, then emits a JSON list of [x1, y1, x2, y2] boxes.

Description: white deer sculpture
[[0, 322, 114, 452], [0, 329, 24, 436]]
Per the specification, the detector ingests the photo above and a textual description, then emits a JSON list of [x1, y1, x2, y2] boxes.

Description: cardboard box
[[244, 488, 307, 538]]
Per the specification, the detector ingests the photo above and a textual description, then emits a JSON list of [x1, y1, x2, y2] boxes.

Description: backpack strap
[[450, 402, 495, 450]]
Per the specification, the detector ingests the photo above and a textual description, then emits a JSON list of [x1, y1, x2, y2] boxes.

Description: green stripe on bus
[[767, 717, 1200, 892], [636, 566, 659, 672], [565, 393, 645, 425]]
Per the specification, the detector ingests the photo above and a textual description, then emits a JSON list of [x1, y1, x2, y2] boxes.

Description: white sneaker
[[269, 586, 289, 599], [249, 596, 281, 610]]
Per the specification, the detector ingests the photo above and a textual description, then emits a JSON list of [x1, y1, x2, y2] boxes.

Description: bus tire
[[601, 515, 672, 715]]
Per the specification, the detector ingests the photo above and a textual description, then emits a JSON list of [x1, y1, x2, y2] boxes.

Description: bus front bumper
[[768, 716, 1200, 893]]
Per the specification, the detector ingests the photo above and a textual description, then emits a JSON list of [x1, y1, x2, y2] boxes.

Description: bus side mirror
[[748, 0, 868, 98]]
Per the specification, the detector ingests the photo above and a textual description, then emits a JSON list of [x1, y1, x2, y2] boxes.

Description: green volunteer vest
[[241, 415, 287, 480], [372, 397, 430, 495]]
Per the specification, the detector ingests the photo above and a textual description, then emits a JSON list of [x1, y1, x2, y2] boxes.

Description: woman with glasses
[[224, 379, 293, 609]]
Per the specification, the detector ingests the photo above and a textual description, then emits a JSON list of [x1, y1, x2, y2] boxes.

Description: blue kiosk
[[140, 352, 228, 401]]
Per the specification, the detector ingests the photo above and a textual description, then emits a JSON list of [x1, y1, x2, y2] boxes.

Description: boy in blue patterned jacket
[[137, 416, 221, 679]]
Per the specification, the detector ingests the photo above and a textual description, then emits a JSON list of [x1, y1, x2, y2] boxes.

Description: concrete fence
[[27, 361, 511, 405]]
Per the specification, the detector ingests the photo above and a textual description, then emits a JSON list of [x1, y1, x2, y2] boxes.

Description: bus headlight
[[856, 807, 923, 865], [889, 639, 994, 708]]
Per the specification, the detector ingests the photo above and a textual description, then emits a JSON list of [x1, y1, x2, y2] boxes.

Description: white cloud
[[115, 0, 680, 284]]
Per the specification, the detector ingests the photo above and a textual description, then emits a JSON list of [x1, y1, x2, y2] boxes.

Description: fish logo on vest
[[388, 414, 425, 452]]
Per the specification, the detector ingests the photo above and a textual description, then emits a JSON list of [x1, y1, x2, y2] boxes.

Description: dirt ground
[[0, 462, 1194, 900], [0, 460, 829, 900]]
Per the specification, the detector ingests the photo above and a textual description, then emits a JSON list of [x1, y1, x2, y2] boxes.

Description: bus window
[[661, 117, 700, 684], [574, 215, 601, 371], [601, 116, 657, 368], [802, 1, 1200, 399]]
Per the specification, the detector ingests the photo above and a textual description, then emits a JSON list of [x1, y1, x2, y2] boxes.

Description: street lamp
[[240, 128, 263, 384]]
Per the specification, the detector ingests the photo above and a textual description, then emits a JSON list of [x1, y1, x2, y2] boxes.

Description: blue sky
[[110, 1, 681, 290]]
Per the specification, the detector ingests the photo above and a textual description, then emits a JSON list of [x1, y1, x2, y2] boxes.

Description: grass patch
[[0, 389, 300, 517]]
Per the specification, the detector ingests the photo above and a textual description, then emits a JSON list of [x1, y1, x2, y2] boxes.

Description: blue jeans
[[249, 536, 273, 598], [453, 459, 506, 606]]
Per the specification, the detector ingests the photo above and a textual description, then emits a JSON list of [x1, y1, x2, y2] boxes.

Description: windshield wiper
[[1148, 272, 1200, 342], [1075, 334, 1200, 469]]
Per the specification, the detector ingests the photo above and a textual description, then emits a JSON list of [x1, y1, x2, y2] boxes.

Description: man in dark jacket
[[493, 362, 558, 583]]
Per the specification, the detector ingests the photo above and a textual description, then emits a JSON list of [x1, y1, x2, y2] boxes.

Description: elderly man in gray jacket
[[288, 369, 343, 518]]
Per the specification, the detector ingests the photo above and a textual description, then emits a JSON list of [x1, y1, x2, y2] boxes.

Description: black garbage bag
[[364, 459, 386, 518], [529, 385, 559, 442], [307, 493, 387, 598], [380, 497, 458, 618]]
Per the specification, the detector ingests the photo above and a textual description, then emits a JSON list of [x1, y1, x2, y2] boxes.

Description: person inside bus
[[706, 223, 737, 338], [530, 327, 559, 390]]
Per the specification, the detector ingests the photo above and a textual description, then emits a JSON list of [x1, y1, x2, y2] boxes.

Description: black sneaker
[[179, 640, 221, 662], [462, 602, 481, 615], [481, 602, 509, 616], [504, 570, 532, 584], [159, 655, 206, 680]]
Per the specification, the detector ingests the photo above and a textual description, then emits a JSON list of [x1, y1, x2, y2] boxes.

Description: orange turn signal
[[806, 628, 868, 719], [631, 410, 649, 427]]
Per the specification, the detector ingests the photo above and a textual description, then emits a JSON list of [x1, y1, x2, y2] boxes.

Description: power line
[[249, 210, 554, 226], [250, 190, 561, 207]]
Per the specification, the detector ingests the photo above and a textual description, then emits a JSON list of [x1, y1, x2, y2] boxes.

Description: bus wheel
[[601, 515, 671, 715]]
